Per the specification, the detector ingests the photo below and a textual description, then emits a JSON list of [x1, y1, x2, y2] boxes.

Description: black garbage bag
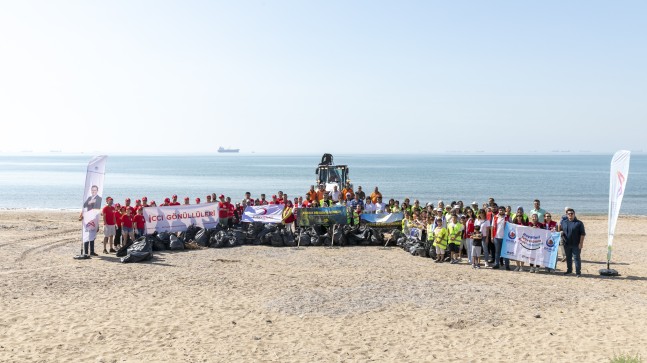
[[332, 228, 347, 246], [185, 225, 201, 241], [116, 238, 135, 257], [194, 228, 210, 247], [149, 235, 166, 251], [157, 232, 172, 249], [396, 237, 407, 247], [270, 232, 284, 247], [120, 236, 153, 263], [322, 236, 332, 246], [282, 230, 296, 247], [232, 230, 246, 245], [211, 230, 228, 248], [227, 231, 238, 247], [310, 235, 321, 246], [298, 233, 311, 247], [169, 235, 185, 250]]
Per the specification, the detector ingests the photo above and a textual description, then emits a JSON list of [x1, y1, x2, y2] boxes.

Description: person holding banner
[[491, 206, 511, 270], [560, 208, 586, 276]]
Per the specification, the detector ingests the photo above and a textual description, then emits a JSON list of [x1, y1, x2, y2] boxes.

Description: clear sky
[[1, 1, 645, 154]]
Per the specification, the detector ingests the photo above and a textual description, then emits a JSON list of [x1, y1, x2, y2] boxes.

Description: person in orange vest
[[370, 186, 382, 204]]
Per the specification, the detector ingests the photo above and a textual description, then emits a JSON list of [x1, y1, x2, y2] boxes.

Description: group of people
[[82, 183, 586, 276]]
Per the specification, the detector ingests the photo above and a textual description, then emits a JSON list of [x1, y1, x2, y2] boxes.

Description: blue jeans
[[564, 244, 582, 274], [493, 238, 510, 268]]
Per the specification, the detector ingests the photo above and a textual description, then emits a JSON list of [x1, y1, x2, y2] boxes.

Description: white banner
[[608, 150, 631, 262], [81, 156, 107, 242], [143, 203, 219, 234], [242, 205, 284, 223], [501, 222, 560, 269]]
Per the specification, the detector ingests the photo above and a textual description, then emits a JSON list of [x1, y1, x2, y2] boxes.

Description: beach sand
[[1, 211, 646, 362]]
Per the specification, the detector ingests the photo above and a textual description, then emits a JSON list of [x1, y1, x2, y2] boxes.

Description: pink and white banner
[[143, 203, 219, 234], [241, 204, 284, 223]]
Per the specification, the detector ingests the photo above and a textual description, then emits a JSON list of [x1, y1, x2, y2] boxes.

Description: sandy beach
[[1, 211, 646, 362]]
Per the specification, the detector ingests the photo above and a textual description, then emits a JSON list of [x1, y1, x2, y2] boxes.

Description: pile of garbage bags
[[120, 223, 442, 263]]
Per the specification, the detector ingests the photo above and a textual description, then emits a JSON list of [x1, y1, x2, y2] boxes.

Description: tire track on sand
[[0, 228, 78, 248], [15, 237, 77, 263]]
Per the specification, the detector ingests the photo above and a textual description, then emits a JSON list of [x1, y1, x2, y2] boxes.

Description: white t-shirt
[[364, 203, 375, 214], [330, 190, 341, 202], [374, 202, 388, 214], [494, 216, 506, 239], [475, 218, 490, 235]]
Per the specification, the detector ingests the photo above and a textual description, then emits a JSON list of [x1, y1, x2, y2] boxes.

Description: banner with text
[[143, 203, 219, 234], [81, 155, 107, 243], [361, 212, 404, 229], [501, 222, 560, 269], [296, 206, 347, 227], [242, 205, 284, 223]]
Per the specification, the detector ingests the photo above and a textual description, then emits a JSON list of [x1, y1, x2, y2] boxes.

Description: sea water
[[0, 154, 645, 215]]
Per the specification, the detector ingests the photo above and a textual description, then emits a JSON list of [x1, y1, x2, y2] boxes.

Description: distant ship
[[218, 146, 239, 153]]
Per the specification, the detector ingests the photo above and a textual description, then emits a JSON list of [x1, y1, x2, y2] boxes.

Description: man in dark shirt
[[560, 208, 586, 276]]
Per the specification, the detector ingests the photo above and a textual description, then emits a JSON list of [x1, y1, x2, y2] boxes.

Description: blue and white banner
[[501, 222, 560, 269], [242, 204, 284, 223], [361, 212, 404, 228]]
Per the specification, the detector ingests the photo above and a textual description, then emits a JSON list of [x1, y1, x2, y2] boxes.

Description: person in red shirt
[[133, 208, 146, 237], [259, 194, 269, 205], [121, 208, 135, 244], [195, 197, 201, 204], [206, 195, 212, 204], [276, 191, 284, 204], [102, 197, 116, 254], [218, 195, 229, 227], [134, 199, 143, 213], [183, 197, 190, 205], [114, 205, 123, 248], [141, 196, 149, 208], [226, 197, 235, 228], [161, 197, 171, 207], [124, 198, 135, 216], [170, 194, 181, 206]]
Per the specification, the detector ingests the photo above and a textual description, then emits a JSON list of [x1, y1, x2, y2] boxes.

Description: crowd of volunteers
[[85, 182, 586, 276]]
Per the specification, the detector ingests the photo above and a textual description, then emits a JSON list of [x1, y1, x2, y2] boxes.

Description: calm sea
[[0, 154, 645, 215]]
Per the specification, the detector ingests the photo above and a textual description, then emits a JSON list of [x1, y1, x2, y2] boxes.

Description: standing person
[[124, 198, 135, 215], [374, 197, 388, 214], [355, 186, 365, 200], [242, 192, 253, 206], [341, 183, 354, 201], [226, 197, 235, 228], [206, 195, 212, 204], [218, 195, 229, 228], [402, 212, 412, 236], [491, 206, 511, 270], [121, 208, 135, 245], [447, 214, 463, 264], [463, 209, 475, 263], [560, 208, 586, 276], [134, 199, 143, 213], [170, 195, 180, 206], [471, 225, 483, 269], [431, 218, 448, 263], [527, 213, 545, 273], [330, 185, 341, 204], [259, 194, 269, 205], [133, 208, 146, 238], [141, 196, 149, 208], [306, 185, 318, 203], [475, 209, 492, 267], [364, 197, 375, 214], [102, 197, 116, 254], [511, 213, 528, 272], [530, 199, 546, 223], [183, 197, 190, 205], [195, 197, 201, 204], [370, 187, 382, 204]]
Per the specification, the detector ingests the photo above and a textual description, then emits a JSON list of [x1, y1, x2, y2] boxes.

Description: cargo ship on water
[[217, 146, 239, 153]]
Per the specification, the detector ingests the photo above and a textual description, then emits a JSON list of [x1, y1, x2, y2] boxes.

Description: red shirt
[[122, 215, 133, 228], [115, 212, 123, 227], [133, 214, 145, 229], [544, 220, 557, 231], [226, 203, 235, 218], [170, 202, 181, 206], [218, 202, 228, 218], [529, 222, 545, 229], [102, 206, 116, 225]]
